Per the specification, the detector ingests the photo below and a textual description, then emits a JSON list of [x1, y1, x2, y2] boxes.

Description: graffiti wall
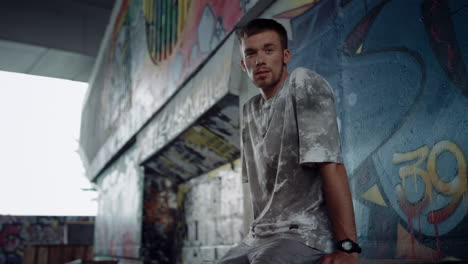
[[137, 34, 242, 172], [87, 1, 251, 262], [80, 0, 259, 180], [255, 0, 468, 260], [94, 145, 143, 260], [138, 35, 243, 263], [0, 215, 94, 264], [84, 0, 468, 262]]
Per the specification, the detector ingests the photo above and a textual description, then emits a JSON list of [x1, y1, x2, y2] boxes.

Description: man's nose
[[255, 53, 265, 66]]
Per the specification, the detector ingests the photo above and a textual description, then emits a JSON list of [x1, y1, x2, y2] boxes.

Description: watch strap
[[336, 238, 362, 254]]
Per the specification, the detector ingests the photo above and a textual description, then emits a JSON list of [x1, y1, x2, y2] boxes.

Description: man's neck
[[261, 71, 289, 100]]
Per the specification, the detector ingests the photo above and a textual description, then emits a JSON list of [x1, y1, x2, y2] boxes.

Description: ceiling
[[0, 0, 115, 82]]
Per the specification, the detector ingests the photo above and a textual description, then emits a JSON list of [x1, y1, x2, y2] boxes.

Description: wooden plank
[[23, 246, 36, 264], [49, 246, 62, 264], [64, 245, 76, 263], [86, 246, 94, 259], [25, 245, 94, 264], [37, 246, 48, 264]]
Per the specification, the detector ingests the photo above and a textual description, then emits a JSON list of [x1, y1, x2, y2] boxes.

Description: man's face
[[240, 30, 290, 94]]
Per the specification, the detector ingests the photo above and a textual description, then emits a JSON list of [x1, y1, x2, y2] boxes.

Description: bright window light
[[0, 71, 97, 216]]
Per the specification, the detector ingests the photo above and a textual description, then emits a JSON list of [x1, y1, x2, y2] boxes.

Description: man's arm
[[318, 162, 359, 264]]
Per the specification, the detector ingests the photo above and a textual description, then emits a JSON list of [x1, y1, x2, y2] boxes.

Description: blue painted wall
[[265, 0, 468, 259]]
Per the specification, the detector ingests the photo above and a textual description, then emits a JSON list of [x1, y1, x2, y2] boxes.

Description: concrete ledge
[[202, 260, 467, 264]]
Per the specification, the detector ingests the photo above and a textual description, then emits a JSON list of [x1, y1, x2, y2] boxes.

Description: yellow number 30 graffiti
[[392, 140, 467, 225]]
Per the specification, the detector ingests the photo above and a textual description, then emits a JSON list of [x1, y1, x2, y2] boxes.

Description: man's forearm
[[320, 162, 357, 242]]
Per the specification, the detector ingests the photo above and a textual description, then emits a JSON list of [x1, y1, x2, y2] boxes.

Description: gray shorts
[[216, 238, 324, 264]]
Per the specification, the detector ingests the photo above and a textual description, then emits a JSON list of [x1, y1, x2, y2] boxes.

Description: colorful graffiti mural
[[138, 33, 241, 180], [0, 215, 94, 264], [142, 94, 240, 181], [138, 35, 241, 262], [260, 0, 468, 260], [83, 0, 468, 262], [87, 1, 246, 262], [143, 0, 191, 62], [81, 0, 258, 181]]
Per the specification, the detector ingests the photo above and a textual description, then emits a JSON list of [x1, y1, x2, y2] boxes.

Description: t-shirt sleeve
[[241, 102, 249, 183], [293, 68, 343, 165]]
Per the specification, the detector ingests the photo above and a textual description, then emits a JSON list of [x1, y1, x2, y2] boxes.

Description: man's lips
[[254, 70, 270, 78]]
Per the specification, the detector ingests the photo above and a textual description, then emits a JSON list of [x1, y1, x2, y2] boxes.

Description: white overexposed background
[[0, 70, 97, 216]]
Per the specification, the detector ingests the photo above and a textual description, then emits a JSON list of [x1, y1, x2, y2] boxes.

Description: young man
[[217, 19, 360, 264]]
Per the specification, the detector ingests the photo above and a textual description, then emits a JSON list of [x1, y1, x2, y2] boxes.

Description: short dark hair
[[236, 18, 288, 49]]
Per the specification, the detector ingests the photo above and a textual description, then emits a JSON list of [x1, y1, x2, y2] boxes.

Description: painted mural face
[[240, 30, 290, 99]]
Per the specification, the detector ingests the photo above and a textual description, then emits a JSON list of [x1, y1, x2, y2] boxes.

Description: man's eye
[[265, 49, 273, 53]]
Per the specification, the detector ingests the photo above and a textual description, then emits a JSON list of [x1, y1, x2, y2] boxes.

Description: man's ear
[[240, 59, 247, 72], [283, 49, 291, 65]]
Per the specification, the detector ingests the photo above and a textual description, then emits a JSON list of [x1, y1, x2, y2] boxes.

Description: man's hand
[[316, 251, 358, 264]]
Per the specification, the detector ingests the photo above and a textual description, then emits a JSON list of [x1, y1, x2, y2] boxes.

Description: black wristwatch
[[336, 238, 362, 254]]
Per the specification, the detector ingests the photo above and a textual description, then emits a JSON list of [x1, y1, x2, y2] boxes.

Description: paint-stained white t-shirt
[[241, 67, 343, 253]]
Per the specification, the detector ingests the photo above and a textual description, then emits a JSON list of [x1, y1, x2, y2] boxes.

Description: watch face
[[342, 241, 353, 251]]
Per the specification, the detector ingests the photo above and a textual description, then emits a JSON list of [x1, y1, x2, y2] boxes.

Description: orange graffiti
[[392, 140, 467, 258]]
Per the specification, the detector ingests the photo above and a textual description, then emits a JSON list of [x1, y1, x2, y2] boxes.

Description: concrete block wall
[[183, 161, 244, 263]]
